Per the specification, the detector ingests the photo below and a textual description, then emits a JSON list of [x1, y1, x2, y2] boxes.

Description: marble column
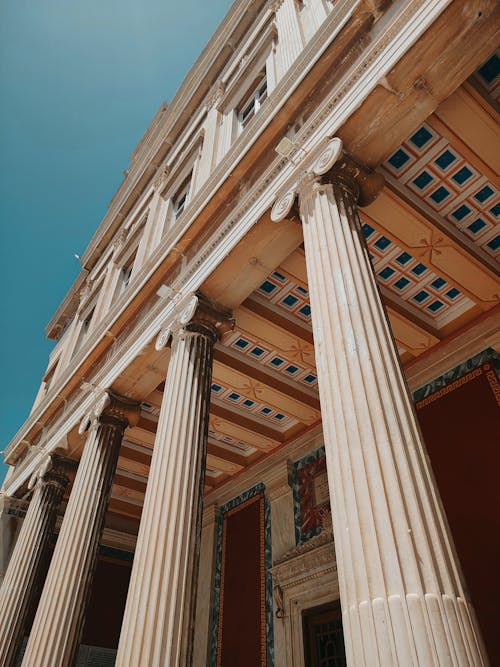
[[0, 495, 27, 586], [115, 294, 232, 667], [21, 391, 140, 667], [0, 458, 67, 667], [293, 151, 486, 665]]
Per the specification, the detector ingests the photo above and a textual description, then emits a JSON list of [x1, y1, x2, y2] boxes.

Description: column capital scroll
[[155, 292, 234, 351], [270, 136, 385, 223], [78, 390, 141, 435], [27, 454, 70, 493]]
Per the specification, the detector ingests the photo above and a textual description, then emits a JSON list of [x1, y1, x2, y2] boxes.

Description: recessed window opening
[[238, 75, 267, 128], [172, 175, 192, 222]]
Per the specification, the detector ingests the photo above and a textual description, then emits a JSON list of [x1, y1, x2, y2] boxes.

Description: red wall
[[416, 363, 500, 664]]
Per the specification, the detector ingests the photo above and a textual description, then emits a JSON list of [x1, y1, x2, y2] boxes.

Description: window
[[171, 175, 191, 222], [238, 75, 267, 129], [74, 307, 95, 354]]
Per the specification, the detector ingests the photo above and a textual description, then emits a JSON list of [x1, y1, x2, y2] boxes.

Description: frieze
[[271, 530, 335, 590]]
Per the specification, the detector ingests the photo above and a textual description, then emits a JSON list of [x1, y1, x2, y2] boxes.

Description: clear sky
[[0, 0, 234, 486]]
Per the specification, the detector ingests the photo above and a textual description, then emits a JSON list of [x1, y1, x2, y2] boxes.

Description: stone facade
[[1, 0, 499, 665]]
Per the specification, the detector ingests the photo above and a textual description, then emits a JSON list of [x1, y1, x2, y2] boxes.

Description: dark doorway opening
[[303, 600, 346, 667]]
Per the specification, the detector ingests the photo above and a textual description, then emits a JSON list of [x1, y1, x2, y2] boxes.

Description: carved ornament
[[78, 390, 141, 434], [270, 137, 385, 222], [155, 292, 234, 351], [27, 454, 69, 492]]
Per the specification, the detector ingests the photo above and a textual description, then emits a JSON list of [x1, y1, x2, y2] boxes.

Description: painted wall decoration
[[210, 483, 274, 667], [292, 446, 331, 545]]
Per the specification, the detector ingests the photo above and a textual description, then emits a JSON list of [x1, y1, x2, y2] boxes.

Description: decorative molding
[[271, 529, 335, 590], [205, 81, 226, 110], [412, 347, 500, 403], [155, 292, 234, 351], [27, 454, 69, 492], [78, 390, 141, 435]]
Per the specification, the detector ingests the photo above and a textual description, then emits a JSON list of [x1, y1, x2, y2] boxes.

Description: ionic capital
[[155, 292, 234, 351], [205, 81, 225, 110], [27, 454, 70, 492], [268, 0, 284, 13], [270, 137, 384, 222], [153, 159, 171, 190], [78, 390, 141, 435]]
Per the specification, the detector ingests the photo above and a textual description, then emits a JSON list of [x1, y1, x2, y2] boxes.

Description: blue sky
[[0, 0, 233, 485]]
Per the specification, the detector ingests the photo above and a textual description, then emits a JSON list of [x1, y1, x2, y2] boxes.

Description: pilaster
[[271, 0, 303, 77], [21, 391, 140, 667]]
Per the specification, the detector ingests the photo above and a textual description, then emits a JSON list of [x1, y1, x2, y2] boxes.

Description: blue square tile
[[410, 126, 433, 148], [452, 204, 472, 221], [467, 218, 487, 234], [478, 53, 500, 84], [388, 148, 410, 170], [296, 286, 308, 296], [234, 338, 250, 349], [362, 223, 375, 238], [260, 280, 276, 294], [228, 392, 240, 400], [299, 304, 311, 317], [379, 266, 396, 280], [413, 290, 430, 303], [428, 300, 444, 312], [270, 357, 284, 367], [274, 413, 285, 420], [273, 271, 286, 281], [474, 185, 494, 203], [286, 365, 299, 374], [374, 236, 391, 251], [446, 288, 460, 299], [211, 383, 222, 392], [396, 252, 412, 265], [413, 171, 434, 190], [243, 399, 255, 407], [431, 277, 446, 289], [282, 294, 299, 307], [411, 263, 427, 276], [250, 347, 265, 357], [435, 150, 456, 170], [304, 374, 316, 383], [490, 203, 500, 218], [261, 407, 272, 415], [394, 277, 410, 290], [430, 186, 450, 204], [452, 166, 473, 185], [487, 235, 500, 251]]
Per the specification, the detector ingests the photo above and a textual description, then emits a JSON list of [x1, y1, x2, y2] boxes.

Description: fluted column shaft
[[0, 460, 68, 667], [116, 298, 228, 667], [21, 393, 139, 667], [299, 173, 486, 666]]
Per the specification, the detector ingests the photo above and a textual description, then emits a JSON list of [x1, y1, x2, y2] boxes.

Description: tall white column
[[21, 392, 140, 667], [295, 155, 487, 665], [115, 294, 232, 667], [0, 458, 67, 667], [272, 0, 303, 76]]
